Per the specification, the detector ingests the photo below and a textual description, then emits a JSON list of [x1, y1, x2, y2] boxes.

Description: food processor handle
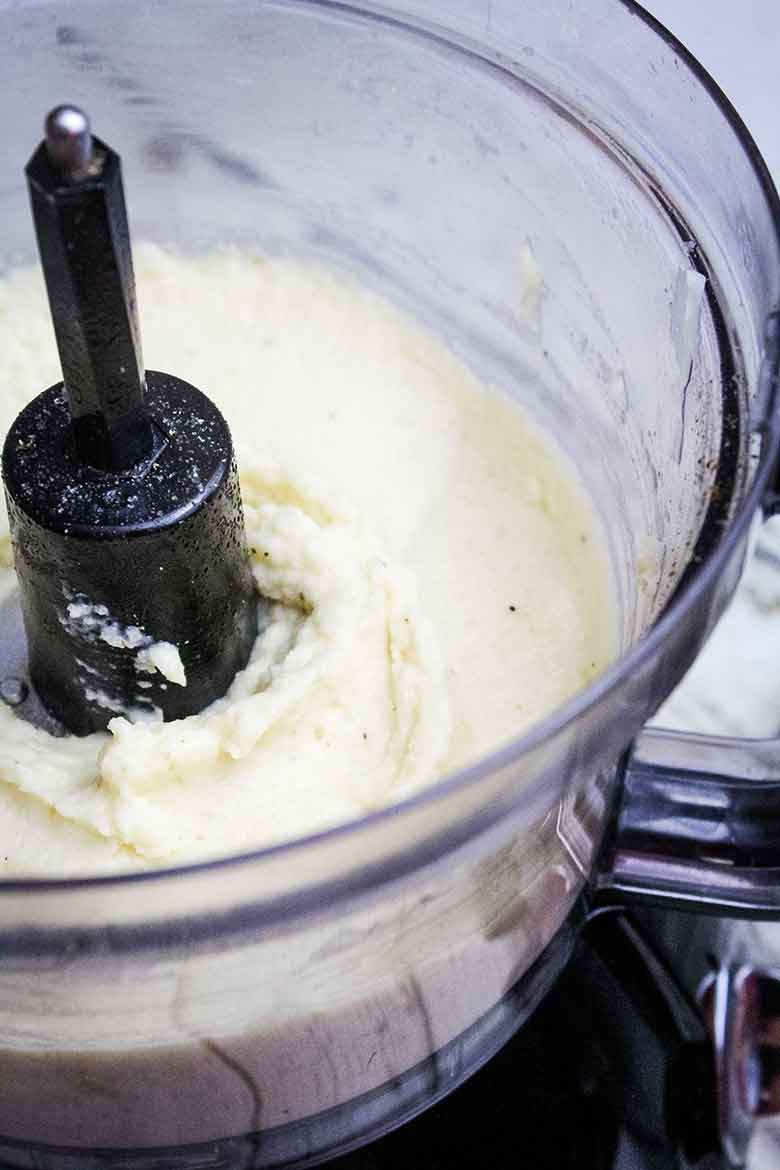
[[594, 726, 780, 918], [595, 728, 780, 1166]]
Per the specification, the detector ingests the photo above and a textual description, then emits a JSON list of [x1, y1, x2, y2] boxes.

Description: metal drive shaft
[[30, 106, 154, 471]]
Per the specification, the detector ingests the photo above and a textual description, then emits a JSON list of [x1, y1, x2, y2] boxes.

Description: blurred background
[[639, 7, 780, 1167]]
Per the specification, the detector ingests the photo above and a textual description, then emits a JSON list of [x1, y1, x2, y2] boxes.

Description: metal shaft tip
[[44, 105, 93, 180]]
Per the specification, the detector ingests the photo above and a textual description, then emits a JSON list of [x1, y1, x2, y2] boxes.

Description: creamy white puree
[[0, 247, 615, 874]]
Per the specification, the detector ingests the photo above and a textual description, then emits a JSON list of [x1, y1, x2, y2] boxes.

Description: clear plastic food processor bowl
[[0, 1, 778, 1166]]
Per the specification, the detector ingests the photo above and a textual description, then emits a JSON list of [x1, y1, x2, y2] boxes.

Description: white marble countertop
[[643, 1, 779, 184]]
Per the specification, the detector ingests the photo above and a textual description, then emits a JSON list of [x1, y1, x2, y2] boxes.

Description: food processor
[[0, 0, 779, 1167]]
